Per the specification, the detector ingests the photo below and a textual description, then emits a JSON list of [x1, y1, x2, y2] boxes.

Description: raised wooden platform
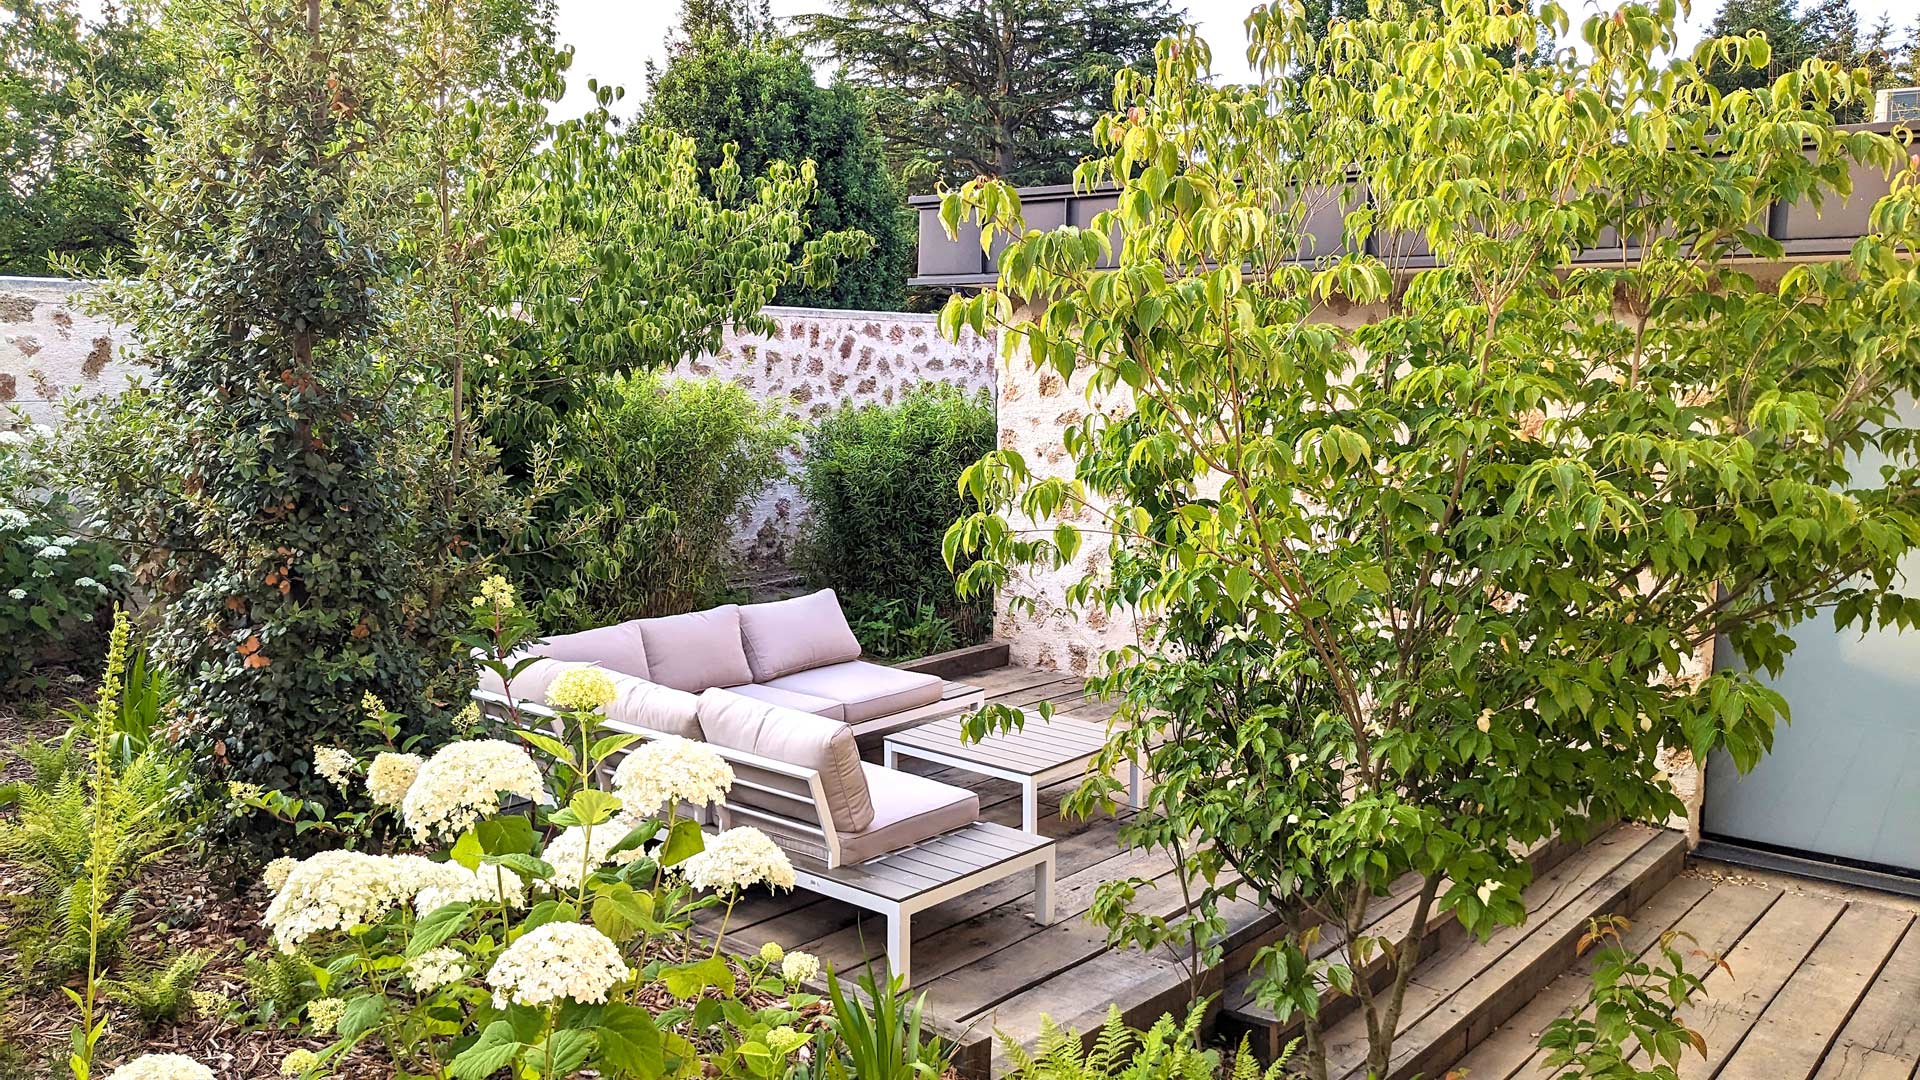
[[696, 665, 1903, 1080]]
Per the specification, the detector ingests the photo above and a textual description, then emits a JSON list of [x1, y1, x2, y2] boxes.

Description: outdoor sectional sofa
[[472, 589, 1052, 983]]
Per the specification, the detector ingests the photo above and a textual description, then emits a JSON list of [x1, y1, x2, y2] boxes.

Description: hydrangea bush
[[0, 422, 127, 682], [241, 578, 823, 1080]]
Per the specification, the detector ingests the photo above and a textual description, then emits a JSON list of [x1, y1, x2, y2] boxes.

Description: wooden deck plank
[[1814, 917, 1920, 1080], [1452, 873, 1783, 1080], [1332, 828, 1684, 1080], [1719, 902, 1915, 1080], [1665, 890, 1849, 1077]]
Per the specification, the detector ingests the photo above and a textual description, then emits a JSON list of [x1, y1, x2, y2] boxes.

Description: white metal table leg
[[1022, 777, 1039, 835], [886, 909, 911, 986], [1033, 852, 1056, 925], [884, 745, 899, 770], [1127, 759, 1145, 809]]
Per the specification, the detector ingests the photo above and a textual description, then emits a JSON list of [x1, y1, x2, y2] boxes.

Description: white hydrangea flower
[[365, 751, 423, 807], [401, 739, 547, 842], [6, 588, 26, 601], [780, 950, 820, 984], [264, 852, 464, 950], [406, 946, 468, 993], [612, 736, 734, 816], [415, 861, 527, 916], [539, 812, 647, 891], [473, 574, 516, 612], [279, 1048, 319, 1077], [313, 746, 355, 790], [0, 431, 24, 447], [679, 827, 795, 893], [262, 856, 297, 893], [485, 921, 630, 1008], [307, 996, 347, 1034], [35, 544, 66, 559], [74, 576, 99, 589], [105, 1054, 216, 1080], [547, 667, 618, 712], [0, 507, 29, 529]]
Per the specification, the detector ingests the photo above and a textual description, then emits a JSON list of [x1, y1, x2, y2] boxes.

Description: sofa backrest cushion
[[697, 688, 875, 834], [526, 622, 651, 681], [636, 605, 754, 693], [737, 589, 864, 682], [476, 656, 579, 703], [606, 676, 702, 741]]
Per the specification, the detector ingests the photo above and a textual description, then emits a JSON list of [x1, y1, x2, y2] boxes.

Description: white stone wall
[[0, 281, 997, 566]]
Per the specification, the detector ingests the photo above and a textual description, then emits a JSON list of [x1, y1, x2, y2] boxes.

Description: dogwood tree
[[940, 0, 1920, 1075]]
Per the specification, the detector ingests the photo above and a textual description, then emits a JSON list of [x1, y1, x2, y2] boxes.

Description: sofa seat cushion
[[722, 683, 846, 722], [636, 605, 754, 693], [837, 764, 981, 864], [528, 622, 651, 680], [697, 689, 874, 833], [738, 589, 863, 682], [760, 661, 944, 725], [606, 676, 702, 741]]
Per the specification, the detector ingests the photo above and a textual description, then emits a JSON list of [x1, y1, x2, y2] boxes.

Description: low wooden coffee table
[[882, 708, 1141, 834]]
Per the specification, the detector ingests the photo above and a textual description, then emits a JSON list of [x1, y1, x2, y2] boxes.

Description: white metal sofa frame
[[473, 690, 1056, 985]]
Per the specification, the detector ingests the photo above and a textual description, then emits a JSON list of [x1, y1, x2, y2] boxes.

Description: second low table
[[881, 708, 1141, 835]]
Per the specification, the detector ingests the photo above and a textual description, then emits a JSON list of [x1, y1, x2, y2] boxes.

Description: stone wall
[[0, 281, 997, 564]]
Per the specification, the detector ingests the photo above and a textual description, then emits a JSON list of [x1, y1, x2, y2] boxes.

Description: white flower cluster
[[262, 856, 297, 894], [265, 851, 492, 950], [307, 996, 347, 1034], [539, 815, 647, 891], [780, 950, 820, 984], [415, 862, 527, 916], [406, 946, 468, 993], [473, 574, 516, 612], [547, 666, 618, 712], [0, 507, 28, 529], [612, 736, 734, 817], [679, 826, 795, 893], [401, 739, 546, 842], [313, 746, 355, 789], [485, 921, 630, 1008], [105, 1055, 215, 1080], [365, 751, 423, 807]]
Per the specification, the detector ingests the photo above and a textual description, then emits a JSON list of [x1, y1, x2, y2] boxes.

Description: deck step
[[1217, 824, 1686, 1076]]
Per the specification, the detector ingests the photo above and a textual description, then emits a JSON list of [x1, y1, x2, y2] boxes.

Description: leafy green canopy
[[0, 0, 168, 275], [798, 0, 1184, 190], [646, 6, 912, 310], [941, 0, 1920, 1073], [1703, 0, 1916, 122]]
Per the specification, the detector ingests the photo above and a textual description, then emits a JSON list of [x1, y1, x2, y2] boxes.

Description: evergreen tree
[[799, 0, 1184, 191], [647, 0, 911, 310]]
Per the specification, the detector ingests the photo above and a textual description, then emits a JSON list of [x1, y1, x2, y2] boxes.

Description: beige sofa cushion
[[476, 656, 581, 703], [606, 675, 702, 741], [697, 689, 874, 833], [760, 660, 945, 725], [837, 763, 980, 864], [737, 589, 863, 682], [526, 622, 651, 680], [722, 682, 846, 722], [636, 605, 753, 693]]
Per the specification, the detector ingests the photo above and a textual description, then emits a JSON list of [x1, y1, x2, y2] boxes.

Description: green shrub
[[0, 423, 128, 684], [798, 385, 995, 655], [103, 947, 216, 1027], [510, 372, 797, 627]]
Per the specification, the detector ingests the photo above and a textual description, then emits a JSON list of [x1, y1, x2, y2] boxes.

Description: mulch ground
[[1, 673, 394, 1079]]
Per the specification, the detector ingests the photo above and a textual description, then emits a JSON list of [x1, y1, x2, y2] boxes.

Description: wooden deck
[[696, 665, 1920, 1080]]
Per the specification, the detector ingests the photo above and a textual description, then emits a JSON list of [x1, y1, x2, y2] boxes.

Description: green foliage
[[102, 947, 216, 1028], [940, 1, 1920, 1075], [240, 950, 317, 1026], [55, 646, 172, 767], [0, 0, 168, 275], [823, 968, 945, 1080], [798, 0, 1182, 190], [1702, 0, 1914, 122], [1000, 1005, 1289, 1080], [1537, 917, 1720, 1079], [842, 595, 960, 661], [0, 423, 128, 684], [75, 0, 503, 849], [511, 373, 796, 628], [798, 385, 996, 652], [647, 9, 912, 310]]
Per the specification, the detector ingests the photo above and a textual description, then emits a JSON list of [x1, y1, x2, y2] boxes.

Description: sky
[[552, 0, 1920, 120]]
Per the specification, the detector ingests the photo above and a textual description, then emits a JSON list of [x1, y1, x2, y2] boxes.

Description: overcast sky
[[554, 0, 1919, 119]]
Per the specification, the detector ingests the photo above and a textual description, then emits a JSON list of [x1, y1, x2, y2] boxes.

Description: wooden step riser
[[1215, 825, 1600, 1063], [1351, 832, 1688, 1080]]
